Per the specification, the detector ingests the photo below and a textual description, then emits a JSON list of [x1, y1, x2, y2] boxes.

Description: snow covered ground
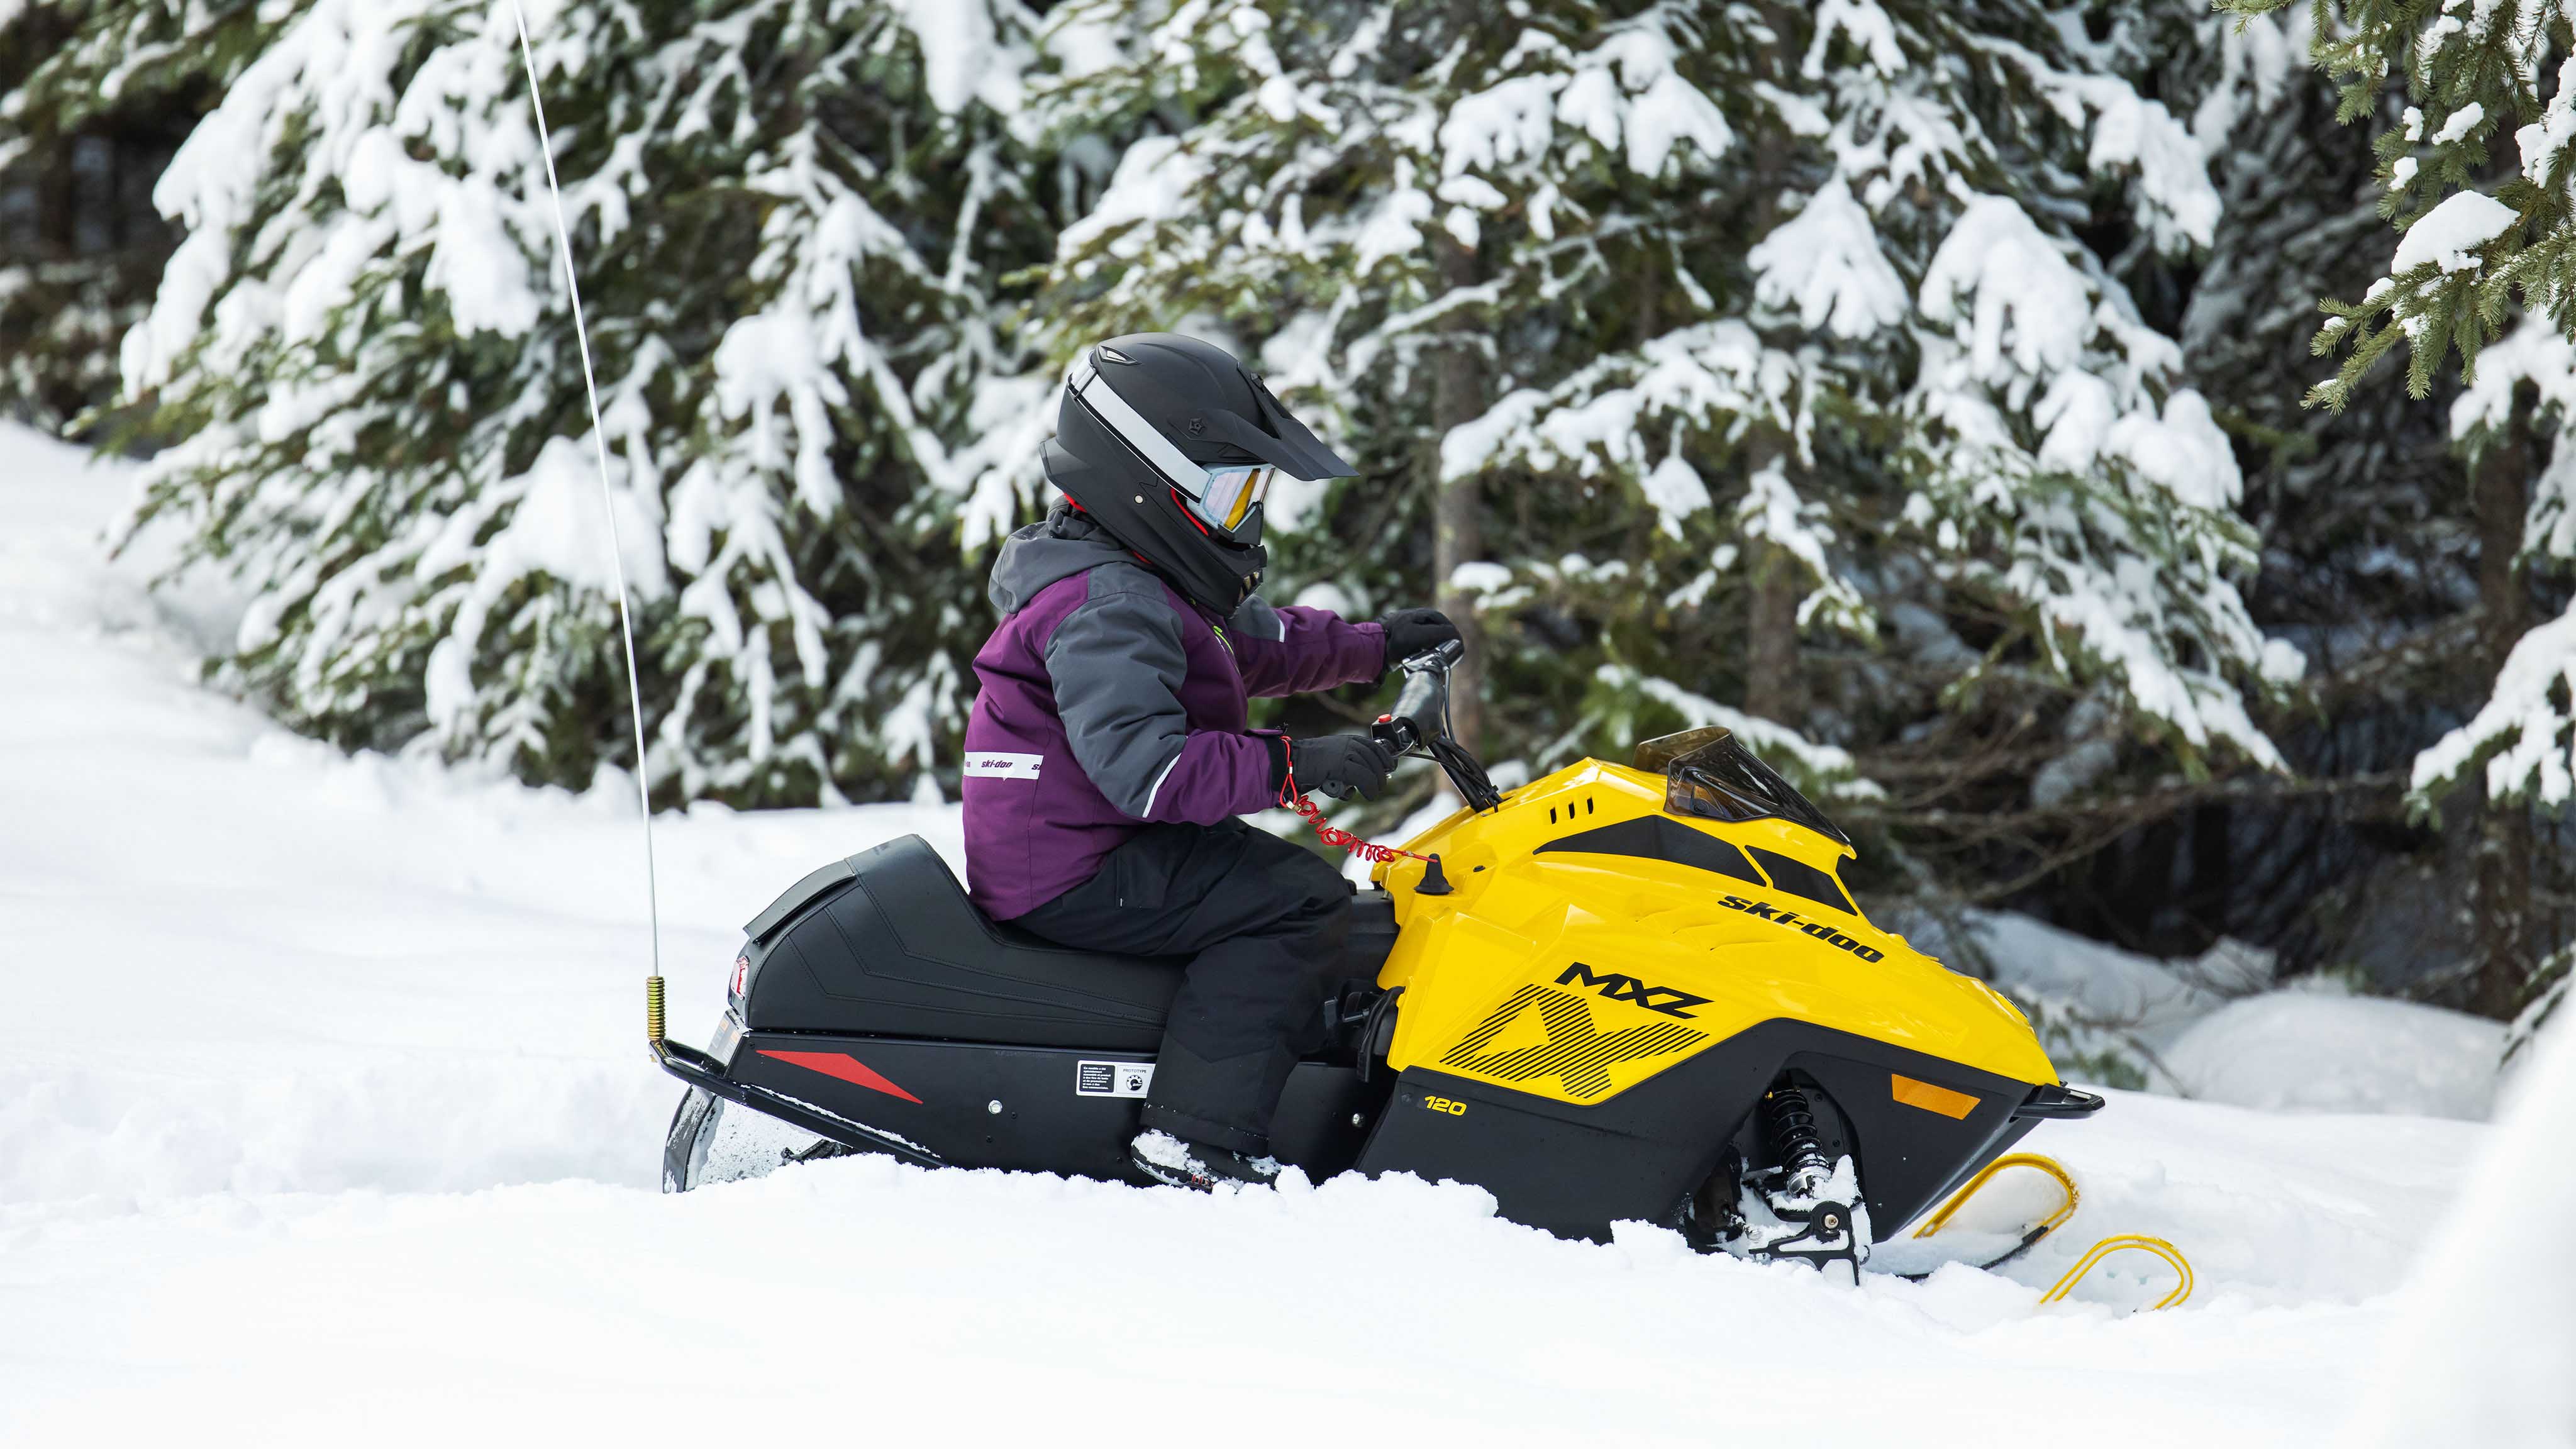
[[0, 423, 2552, 1445]]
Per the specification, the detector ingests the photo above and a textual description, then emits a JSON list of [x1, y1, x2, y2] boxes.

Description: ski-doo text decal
[[1555, 962, 1709, 1019], [962, 752, 1043, 780], [1440, 985, 1707, 1099], [1716, 895, 1887, 962], [756, 1050, 924, 1104]]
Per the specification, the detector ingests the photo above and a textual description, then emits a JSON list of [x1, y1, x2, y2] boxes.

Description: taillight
[[730, 952, 750, 1001]]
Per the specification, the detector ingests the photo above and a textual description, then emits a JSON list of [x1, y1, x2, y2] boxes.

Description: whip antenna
[[509, 4, 667, 1035]]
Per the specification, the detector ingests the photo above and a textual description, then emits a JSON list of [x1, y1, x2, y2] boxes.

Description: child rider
[[960, 333, 1458, 1191]]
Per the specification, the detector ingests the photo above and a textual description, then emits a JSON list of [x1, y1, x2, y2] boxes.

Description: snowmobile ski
[[1892, 1151, 2084, 1279]]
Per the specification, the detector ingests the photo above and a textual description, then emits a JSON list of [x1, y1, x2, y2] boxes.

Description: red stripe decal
[[756, 1050, 923, 1104]]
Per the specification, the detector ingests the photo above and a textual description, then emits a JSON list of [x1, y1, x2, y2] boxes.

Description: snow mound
[[2351, 999, 2576, 1447], [0, 423, 967, 1209], [1902, 909, 2512, 1121], [2164, 988, 2504, 1121]]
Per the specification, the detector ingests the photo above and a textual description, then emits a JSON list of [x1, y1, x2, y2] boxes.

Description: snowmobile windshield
[[1640, 728, 1852, 848]]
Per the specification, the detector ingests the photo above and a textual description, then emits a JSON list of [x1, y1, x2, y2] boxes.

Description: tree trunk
[[1741, 439, 1800, 724], [1744, 543, 1801, 724], [1735, 102, 1799, 728], [2469, 392, 2534, 1021], [37, 138, 75, 259], [1432, 235, 1485, 754]]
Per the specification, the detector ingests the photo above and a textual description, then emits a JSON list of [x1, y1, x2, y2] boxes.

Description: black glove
[[1274, 733, 1397, 802], [1378, 608, 1460, 665]]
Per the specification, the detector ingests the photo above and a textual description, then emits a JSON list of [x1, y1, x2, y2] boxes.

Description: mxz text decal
[[1555, 962, 1710, 1019]]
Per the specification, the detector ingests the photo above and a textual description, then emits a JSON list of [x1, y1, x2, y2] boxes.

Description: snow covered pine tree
[[0, 1, 260, 431], [103, 0, 1050, 806], [2219, 0, 2576, 1040], [1024, 1, 2296, 863]]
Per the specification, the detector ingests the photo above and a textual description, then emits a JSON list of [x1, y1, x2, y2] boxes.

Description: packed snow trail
[[0, 426, 2505, 1445]]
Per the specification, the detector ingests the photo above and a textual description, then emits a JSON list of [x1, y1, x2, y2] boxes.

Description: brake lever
[[1399, 638, 1466, 675]]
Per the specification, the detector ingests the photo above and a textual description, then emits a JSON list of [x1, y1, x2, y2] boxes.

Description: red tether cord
[[1276, 736, 1430, 864]]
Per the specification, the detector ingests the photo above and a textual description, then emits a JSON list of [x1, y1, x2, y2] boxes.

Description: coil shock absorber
[[1764, 1084, 1834, 1199]]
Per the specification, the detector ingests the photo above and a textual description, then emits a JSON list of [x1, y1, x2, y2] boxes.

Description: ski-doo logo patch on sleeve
[[963, 752, 1043, 780], [1075, 1061, 1153, 1097]]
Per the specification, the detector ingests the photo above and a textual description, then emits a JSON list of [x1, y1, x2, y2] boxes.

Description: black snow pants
[[1014, 818, 1352, 1156]]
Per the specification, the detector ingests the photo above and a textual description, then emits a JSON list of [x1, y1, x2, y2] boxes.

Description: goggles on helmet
[[1196, 465, 1276, 532], [1065, 355, 1288, 539]]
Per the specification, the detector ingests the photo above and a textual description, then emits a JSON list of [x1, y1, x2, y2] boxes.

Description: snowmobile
[[654, 643, 2102, 1275]]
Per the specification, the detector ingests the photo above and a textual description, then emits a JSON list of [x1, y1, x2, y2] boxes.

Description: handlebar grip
[[1378, 638, 1457, 755], [1389, 669, 1440, 724]]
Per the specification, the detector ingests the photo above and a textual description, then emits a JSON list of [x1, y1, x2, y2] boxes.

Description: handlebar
[[1370, 639, 1464, 755], [1368, 638, 1500, 811]]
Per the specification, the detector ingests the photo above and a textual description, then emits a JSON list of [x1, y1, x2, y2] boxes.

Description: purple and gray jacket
[[961, 506, 1387, 919]]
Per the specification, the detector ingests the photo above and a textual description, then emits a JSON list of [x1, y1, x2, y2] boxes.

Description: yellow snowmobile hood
[[1368, 759, 2058, 1108]]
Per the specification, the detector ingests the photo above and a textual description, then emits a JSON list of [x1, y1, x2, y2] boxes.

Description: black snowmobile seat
[[740, 835, 1392, 1053]]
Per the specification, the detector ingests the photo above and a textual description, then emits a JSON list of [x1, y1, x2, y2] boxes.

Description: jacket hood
[[988, 504, 1137, 616]]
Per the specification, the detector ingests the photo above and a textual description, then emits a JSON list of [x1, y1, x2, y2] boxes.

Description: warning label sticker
[[1075, 1060, 1154, 1098]]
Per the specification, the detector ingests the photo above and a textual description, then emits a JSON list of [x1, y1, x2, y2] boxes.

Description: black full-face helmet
[[1043, 333, 1356, 616]]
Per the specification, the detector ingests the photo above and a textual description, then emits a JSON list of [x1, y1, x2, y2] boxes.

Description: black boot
[[1129, 1130, 1282, 1192]]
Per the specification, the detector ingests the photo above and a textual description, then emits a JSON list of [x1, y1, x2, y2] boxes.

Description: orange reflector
[[1890, 1074, 1979, 1119]]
